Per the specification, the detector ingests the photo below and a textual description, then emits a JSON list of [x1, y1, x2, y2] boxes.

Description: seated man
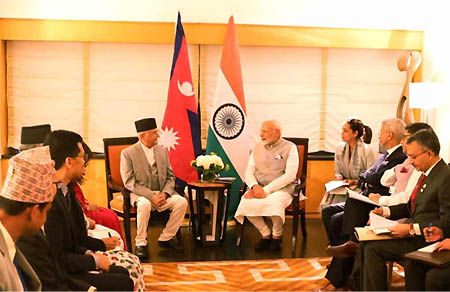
[[322, 118, 407, 289], [369, 122, 432, 207], [74, 142, 125, 248], [405, 226, 450, 290], [120, 117, 188, 259], [363, 129, 450, 291], [0, 146, 56, 291], [235, 120, 299, 251], [17, 228, 93, 291], [44, 130, 134, 291]]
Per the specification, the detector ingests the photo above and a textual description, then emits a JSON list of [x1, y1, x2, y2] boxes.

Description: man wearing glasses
[[323, 118, 407, 290], [43, 130, 133, 291], [363, 129, 450, 290]]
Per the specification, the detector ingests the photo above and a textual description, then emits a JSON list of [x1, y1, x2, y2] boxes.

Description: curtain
[[6, 40, 409, 154]]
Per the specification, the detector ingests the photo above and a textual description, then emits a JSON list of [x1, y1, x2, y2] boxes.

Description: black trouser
[[342, 198, 377, 242], [322, 202, 345, 246], [74, 265, 134, 291], [405, 259, 450, 291], [363, 237, 426, 291], [322, 202, 354, 288]]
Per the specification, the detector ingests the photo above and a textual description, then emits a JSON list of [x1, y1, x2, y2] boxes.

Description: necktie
[[13, 256, 28, 291], [65, 194, 71, 210], [410, 173, 427, 214]]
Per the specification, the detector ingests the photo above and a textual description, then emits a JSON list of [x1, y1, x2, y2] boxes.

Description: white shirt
[[140, 141, 155, 166], [379, 168, 422, 206], [380, 167, 397, 188], [57, 182, 69, 197], [382, 158, 442, 235], [245, 143, 299, 194], [386, 144, 402, 158]]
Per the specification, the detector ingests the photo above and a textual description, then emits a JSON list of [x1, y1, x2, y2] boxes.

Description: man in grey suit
[[0, 146, 56, 291], [121, 117, 187, 259], [363, 129, 450, 290]]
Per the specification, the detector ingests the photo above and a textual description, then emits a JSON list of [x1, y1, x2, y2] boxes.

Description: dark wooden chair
[[236, 137, 308, 254], [103, 136, 139, 252], [103, 136, 183, 252]]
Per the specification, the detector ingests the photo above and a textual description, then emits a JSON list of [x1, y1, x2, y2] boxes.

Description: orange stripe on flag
[[220, 16, 246, 115]]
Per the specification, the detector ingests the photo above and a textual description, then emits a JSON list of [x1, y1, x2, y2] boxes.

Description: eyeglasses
[[70, 154, 86, 163], [70, 155, 84, 159], [408, 150, 428, 160], [403, 134, 411, 140]]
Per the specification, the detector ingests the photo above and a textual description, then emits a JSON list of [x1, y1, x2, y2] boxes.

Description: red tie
[[410, 173, 427, 214]]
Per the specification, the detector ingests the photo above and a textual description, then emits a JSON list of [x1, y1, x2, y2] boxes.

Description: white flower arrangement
[[190, 153, 230, 181]]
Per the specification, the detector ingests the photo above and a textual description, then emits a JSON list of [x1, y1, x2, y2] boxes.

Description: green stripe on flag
[[206, 127, 243, 219]]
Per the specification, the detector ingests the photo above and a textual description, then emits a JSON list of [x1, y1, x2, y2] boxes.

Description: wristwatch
[[409, 223, 415, 236]]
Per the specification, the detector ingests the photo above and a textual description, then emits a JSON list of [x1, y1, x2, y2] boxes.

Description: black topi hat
[[135, 118, 157, 133], [21, 124, 51, 144]]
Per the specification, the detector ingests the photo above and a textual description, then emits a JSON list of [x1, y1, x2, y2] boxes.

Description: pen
[[426, 223, 433, 237]]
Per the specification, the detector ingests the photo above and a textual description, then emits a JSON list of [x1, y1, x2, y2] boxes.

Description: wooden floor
[[142, 258, 406, 291], [127, 217, 405, 291], [128, 217, 329, 263], [143, 257, 331, 291]]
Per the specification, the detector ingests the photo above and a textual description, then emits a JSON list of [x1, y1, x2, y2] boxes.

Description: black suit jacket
[[389, 159, 450, 232], [340, 146, 407, 238], [44, 187, 106, 274], [359, 146, 407, 196], [17, 231, 91, 291]]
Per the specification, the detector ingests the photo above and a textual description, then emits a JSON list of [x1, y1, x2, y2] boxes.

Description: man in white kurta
[[235, 120, 298, 251]]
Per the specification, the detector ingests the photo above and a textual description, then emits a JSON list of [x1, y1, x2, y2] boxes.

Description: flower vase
[[200, 172, 218, 182]]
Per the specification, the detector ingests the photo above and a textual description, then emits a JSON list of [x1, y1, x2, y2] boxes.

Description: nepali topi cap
[[0, 146, 56, 203], [135, 118, 157, 133]]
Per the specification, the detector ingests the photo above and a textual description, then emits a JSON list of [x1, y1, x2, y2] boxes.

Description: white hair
[[382, 118, 405, 142], [263, 120, 282, 133]]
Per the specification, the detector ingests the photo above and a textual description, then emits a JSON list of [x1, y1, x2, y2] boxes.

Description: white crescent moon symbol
[[177, 80, 195, 96]]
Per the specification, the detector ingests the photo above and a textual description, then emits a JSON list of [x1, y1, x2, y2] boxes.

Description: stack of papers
[[347, 188, 380, 206], [418, 242, 438, 253], [369, 213, 398, 234], [325, 180, 349, 195]]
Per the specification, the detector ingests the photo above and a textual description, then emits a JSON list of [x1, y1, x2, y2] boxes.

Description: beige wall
[[0, 0, 432, 30]]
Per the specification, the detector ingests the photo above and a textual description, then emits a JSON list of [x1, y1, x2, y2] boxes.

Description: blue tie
[[13, 255, 28, 291]]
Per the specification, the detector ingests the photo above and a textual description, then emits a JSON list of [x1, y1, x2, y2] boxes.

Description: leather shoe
[[269, 238, 282, 251], [255, 238, 271, 251], [326, 241, 359, 258], [317, 281, 348, 291], [158, 239, 184, 252], [135, 245, 148, 260]]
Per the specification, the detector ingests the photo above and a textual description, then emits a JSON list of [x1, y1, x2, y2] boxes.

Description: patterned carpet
[[143, 257, 405, 291]]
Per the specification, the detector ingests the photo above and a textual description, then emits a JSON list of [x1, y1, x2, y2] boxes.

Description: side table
[[187, 181, 232, 246]]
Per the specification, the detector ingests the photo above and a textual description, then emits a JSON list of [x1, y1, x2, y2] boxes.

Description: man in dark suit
[[405, 231, 450, 290], [44, 130, 133, 291], [16, 230, 92, 291], [322, 118, 407, 289], [363, 129, 450, 291]]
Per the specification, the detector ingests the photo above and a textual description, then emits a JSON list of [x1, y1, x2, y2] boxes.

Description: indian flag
[[206, 16, 257, 217]]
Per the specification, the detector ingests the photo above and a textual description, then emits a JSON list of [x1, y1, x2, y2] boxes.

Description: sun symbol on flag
[[159, 127, 180, 151]]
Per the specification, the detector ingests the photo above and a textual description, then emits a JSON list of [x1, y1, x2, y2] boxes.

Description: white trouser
[[247, 216, 284, 237], [133, 194, 188, 246]]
